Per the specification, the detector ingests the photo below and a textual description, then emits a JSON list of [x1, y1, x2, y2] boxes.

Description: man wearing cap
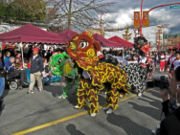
[[28, 48, 43, 94]]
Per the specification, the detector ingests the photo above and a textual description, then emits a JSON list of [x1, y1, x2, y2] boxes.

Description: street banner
[[134, 11, 140, 27], [170, 5, 180, 9], [143, 11, 149, 27]]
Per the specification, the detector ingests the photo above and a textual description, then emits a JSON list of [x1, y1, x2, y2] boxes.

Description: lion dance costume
[[67, 32, 130, 116], [49, 52, 79, 99], [126, 36, 152, 96], [120, 63, 148, 96]]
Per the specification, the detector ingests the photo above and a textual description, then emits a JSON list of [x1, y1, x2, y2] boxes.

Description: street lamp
[[140, 0, 144, 37], [139, 1, 180, 37]]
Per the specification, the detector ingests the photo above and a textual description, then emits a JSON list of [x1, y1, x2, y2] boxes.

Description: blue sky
[[103, 0, 180, 33]]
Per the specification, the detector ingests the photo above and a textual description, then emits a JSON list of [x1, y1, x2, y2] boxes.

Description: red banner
[[134, 11, 140, 27], [143, 11, 149, 27]]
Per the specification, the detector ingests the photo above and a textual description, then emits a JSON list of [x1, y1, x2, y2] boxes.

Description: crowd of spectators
[[0, 43, 65, 111]]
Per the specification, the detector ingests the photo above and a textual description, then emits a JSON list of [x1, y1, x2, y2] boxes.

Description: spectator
[[167, 51, 176, 73], [0, 52, 5, 111], [46, 49, 52, 62], [160, 52, 166, 72], [42, 58, 51, 85], [3, 51, 10, 62], [169, 51, 180, 97], [15, 52, 21, 60], [7, 57, 28, 87], [159, 66, 180, 135], [15, 58, 22, 70], [165, 51, 171, 71], [28, 48, 43, 94], [3, 51, 11, 70]]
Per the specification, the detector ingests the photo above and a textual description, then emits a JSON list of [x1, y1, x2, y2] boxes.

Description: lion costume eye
[[79, 41, 89, 48]]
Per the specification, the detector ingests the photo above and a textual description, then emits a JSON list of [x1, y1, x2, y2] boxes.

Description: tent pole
[[20, 42, 24, 69], [123, 49, 125, 59]]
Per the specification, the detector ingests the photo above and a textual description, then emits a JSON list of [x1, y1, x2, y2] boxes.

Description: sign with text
[[170, 5, 180, 9]]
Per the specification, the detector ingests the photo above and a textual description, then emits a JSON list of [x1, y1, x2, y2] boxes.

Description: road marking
[[11, 111, 88, 135], [12, 88, 153, 135]]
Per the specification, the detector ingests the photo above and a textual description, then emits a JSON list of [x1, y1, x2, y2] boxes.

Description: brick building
[[166, 37, 180, 49]]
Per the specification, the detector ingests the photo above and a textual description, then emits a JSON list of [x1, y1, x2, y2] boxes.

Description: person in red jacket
[[160, 52, 166, 72]]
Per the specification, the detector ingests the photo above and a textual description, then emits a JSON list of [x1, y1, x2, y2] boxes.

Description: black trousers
[[8, 70, 28, 86]]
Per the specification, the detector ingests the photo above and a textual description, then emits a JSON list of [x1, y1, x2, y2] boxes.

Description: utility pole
[[122, 26, 132, 41], [99, 12, 104, 36], [138, 1, 180, 37], [67, 0, 72, 29], [140, 0, 143, 37]]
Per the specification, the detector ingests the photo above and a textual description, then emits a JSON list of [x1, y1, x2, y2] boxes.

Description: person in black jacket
[[28, 48, 43, 94], [159, 66, 180, 135]]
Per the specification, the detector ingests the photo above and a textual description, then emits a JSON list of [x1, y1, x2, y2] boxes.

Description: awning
[[0, 24, 66, 44], [108, 36, 133, 48], [93, 34, 123, 48]]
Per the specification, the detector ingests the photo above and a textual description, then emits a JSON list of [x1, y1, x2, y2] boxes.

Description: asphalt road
[[0, 83, 162, 135]]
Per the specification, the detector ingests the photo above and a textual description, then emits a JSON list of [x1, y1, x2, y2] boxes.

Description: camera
[[159, 76, 169, 90], [152, 74, 169, 89]]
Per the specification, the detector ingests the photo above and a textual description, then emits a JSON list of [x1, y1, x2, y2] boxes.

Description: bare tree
[[46, 0, 115, 31]]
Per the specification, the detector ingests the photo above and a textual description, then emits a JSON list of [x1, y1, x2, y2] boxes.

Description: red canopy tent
[[58, 29, 78, 43], [0, 24, 66, 44], [108, 36, 133, 48], [93, 33, 123, 48]]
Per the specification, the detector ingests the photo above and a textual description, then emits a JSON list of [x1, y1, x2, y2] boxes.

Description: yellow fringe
[[89, 102, 99, 114]]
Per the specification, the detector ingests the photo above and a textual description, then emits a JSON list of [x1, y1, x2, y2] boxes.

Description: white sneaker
[[152, 130, 156, 135], [27, 90, 34, 94], [106, 108, 113, 114], [102, 106, 108, 110], [58, 95, 67, 99], [90, 113, 96, 117], [138, 93, 142, 97], [38, 89, 43, 92], [74, 105, 80, 109], [58, 96, 62, 99]]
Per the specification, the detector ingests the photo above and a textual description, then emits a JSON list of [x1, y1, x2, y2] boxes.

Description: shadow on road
[[66, 124, 85, 135], [0, 88, 12, 116], [139, 97, 161, 109], [128, 102, 161, 120], [107, 113, 151, 135], [0, 98, 4, 116], [2, 88, 11, 98], [140, 89, 161, 109], [44, 85, 62, 97], [67, 88, 78, 106], [149, 89, 160, 98]]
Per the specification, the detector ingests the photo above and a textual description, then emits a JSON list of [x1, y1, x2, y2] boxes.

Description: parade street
[[0, 84, 162, 135]]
